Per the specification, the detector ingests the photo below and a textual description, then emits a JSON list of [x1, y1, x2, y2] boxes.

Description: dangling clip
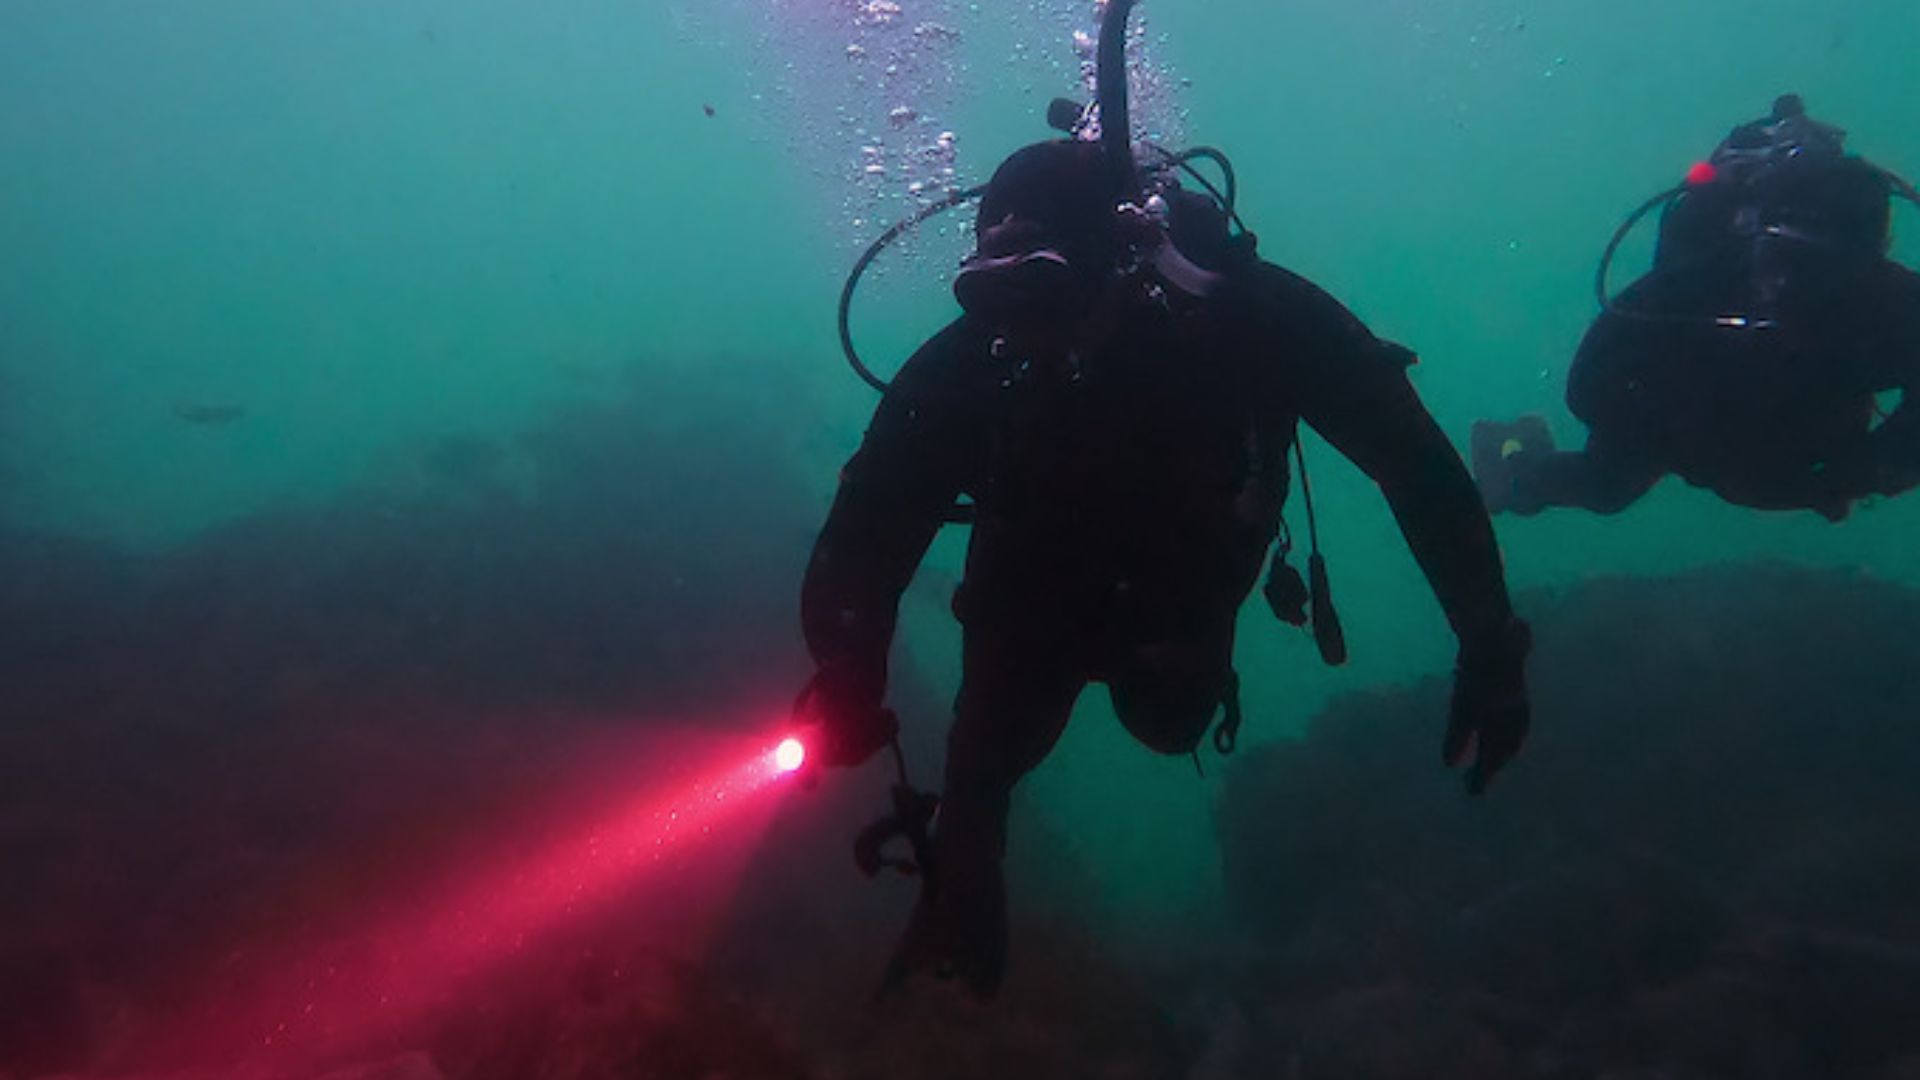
[[853, 736, 940, 879]]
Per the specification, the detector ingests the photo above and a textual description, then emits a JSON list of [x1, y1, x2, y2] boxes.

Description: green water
[[4, 0, 1917, 944]]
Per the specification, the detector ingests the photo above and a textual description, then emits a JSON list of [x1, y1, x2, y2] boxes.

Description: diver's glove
[[1443, 616, 1533, 796], [793, 665, 898, 769]]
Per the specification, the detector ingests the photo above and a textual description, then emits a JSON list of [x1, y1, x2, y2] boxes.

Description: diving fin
[[1470, 415, 1554, 514]]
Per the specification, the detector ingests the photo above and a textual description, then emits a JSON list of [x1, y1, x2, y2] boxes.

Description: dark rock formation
[[1218, 565, 1920, 1079]]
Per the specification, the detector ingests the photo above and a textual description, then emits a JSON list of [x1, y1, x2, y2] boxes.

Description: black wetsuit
[[1510, 156, 1920, 516], [801, 260, 1515, 961]]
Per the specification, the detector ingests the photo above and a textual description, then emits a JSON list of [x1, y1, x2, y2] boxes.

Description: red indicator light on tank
[[1685, 161, 1719, 186]]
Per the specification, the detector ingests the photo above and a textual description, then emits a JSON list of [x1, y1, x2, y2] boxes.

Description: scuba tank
[[1595, 94, 1919, 321]]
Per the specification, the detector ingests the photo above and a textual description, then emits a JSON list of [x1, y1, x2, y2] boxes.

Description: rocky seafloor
[[5, 382, 1917, 1078], [1212, 564, 1920, 1080]]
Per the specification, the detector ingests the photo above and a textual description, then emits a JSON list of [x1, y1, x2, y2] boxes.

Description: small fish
[[702, 103, 716, 118], [173, 403, 246, 427]]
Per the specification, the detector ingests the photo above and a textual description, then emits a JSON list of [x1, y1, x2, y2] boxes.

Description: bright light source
[[774, 737, 806, 774]]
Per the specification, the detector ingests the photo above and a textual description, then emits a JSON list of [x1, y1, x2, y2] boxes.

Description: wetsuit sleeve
[[1253, 265, 1518, 646], [800, 324, 979, 701]]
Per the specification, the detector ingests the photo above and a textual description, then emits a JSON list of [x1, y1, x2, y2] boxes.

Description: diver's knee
[[1110, 675, 1224, 755], [1586, 467, 1659, 514], [1125, 712, 1215, 755]]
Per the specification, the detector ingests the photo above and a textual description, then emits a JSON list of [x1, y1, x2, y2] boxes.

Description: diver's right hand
[[793, 667, 898, 769]]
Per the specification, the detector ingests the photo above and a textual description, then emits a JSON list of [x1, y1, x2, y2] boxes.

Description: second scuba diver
[[1475, 95, 1920, 520], [793, 0, 1533, 1001]]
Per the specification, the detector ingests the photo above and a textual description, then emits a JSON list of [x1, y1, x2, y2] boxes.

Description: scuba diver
[[1474, 94, 1920, 519], [795, 0, 1532, 1001]]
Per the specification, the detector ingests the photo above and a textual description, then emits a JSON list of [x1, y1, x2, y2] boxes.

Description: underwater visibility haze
[[3, 0, 1919, 1076]]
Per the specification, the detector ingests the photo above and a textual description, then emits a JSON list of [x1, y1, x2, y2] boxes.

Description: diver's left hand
[[792, 667, 897, 770], [1443, 616, 1533, 796]]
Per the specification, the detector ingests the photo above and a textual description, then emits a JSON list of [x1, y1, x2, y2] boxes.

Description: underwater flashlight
[[773, 737, 807, 774]]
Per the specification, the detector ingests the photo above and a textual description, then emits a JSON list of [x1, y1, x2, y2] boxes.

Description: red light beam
[[145, 730, 805, 1071]]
